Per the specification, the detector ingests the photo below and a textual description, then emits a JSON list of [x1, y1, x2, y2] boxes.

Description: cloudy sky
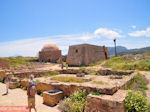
[[0, 0, 150, 57]]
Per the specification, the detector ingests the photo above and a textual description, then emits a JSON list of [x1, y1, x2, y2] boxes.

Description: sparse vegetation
[[51, 76, 87, 83], [92, 81, 106, 85], [125, 73, 148, 94], [41, 71, 59, 77], [90, 91, 101, 96], [88, 60, 105, 67], [80, 66, 86, 70], [105, 56, 150, 71], [125, 91, 149, 112], [0, 57, 38, 67], [59, 90, 87, 112]]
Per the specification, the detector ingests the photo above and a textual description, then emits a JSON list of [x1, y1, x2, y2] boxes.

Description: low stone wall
[[37, 82, 54, 92], [97, 69, 134, 76], [85, 90, 127, 112], [0, 70, 6, 79], [13, 70, 53, 78], [0, 59, 10, 69], [60, 69, 91, 74], [20, 72, 136, 96]]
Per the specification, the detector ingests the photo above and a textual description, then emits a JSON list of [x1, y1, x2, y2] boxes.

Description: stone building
[[39, 43, 61, 63], [66, 44, 108, 66]]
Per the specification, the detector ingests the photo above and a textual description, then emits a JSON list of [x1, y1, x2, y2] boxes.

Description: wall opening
[[75, 49, 78, 53]]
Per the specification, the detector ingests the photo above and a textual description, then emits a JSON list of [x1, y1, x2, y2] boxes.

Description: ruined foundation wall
[[0, 59, 10, 69]]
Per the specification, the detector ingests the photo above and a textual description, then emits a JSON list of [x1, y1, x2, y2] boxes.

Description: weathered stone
[[39, 43, 61, 63], [43, 89, 64, 106], [20, 79, 29, 87], [36, 82, 54, 92], [0, 59, 10, 69], [66, 44, 108, 66], [85, 90, 127, 112], [9, 81, 18, 89], [97, 69, 134, 76]]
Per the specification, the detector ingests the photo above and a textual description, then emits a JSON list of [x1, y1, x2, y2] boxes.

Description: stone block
[[43, 89, 64, 106], [85, 90, 127, 112]]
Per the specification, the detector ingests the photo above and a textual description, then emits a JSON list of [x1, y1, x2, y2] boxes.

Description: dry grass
[[51, 76, 87, 83], [92, 81, 106, 85]]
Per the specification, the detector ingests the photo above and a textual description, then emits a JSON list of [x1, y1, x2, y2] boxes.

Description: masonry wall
[[66, 44, 108, 66], [39, 50, 61, 62], [0, 59, 10, 69]]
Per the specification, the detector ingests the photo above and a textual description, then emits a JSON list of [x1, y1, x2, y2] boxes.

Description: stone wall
[[85, 90, 127, 112], [97, 69, 134, 76], [13, 70, 53, 78], [66, 44, 108, 66], [0, 59, 10, 69], [39, 50, 61, 63]]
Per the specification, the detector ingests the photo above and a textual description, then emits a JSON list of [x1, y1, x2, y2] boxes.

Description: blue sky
[[0, 0, 150, 57]]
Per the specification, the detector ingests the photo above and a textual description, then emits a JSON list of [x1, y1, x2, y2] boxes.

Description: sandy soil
[[0, 83, 60, 112]]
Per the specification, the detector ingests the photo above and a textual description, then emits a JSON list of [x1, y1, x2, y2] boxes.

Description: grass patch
[[51, 76, 87, 83], [41, 71, 59, 77], [0, 57, 38, 67], [88, 59, 105, 67], [105, 56, 150, 71], [80, 66, 86, 70], [92, 81, 106, 85], [125, 73, 148, 94], [90, 91, 101, 96], [59, 90, 87, 112]]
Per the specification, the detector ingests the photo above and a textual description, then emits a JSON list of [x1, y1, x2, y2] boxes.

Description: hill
[[107, 46, 150, 56]]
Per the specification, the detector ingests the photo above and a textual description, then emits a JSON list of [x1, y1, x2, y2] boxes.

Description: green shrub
[[36, 79, 40, 83], [125, 91, 149, 112], [125, 73, 148, 94], [59, 90, 87, 112], [80, 67, 86, 70], [0, 77, 5, 83], [90, 91, 101, 96], [22, 87, 27, 90], [17, 82, 21, 88], [37, 90, 42, 96]]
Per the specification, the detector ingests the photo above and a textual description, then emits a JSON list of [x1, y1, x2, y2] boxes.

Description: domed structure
[[39, 43, 61, 63], [42, 43, 59, 51]]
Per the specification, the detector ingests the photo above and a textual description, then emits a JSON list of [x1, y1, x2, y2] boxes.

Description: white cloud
[[131, 25, 136, 29], [128, 27, 150, 37], [94, 28, 122, 39], [0, 27, 123, 57]]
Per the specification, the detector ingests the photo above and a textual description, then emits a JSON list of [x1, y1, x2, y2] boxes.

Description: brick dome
[[42, 43, 59, 51]]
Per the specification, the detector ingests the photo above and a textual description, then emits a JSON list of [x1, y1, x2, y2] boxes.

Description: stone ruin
[[0, 59, 10, 69], [39, 43, 61, 63], [66, 44, 108, 66]]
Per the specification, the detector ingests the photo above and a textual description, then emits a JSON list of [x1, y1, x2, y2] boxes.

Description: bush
[[0, 77, 5, 83], [125, 91, 149, 112], [125, 73, 148, 94], [59, 90, 87, 112]]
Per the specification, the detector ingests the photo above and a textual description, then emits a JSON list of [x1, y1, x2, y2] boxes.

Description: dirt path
[[139, 71, 150, 103], [0, 83, 60, 112]]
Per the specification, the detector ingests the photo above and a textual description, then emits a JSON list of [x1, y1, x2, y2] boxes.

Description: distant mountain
[[107, 46, 150, 56]]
